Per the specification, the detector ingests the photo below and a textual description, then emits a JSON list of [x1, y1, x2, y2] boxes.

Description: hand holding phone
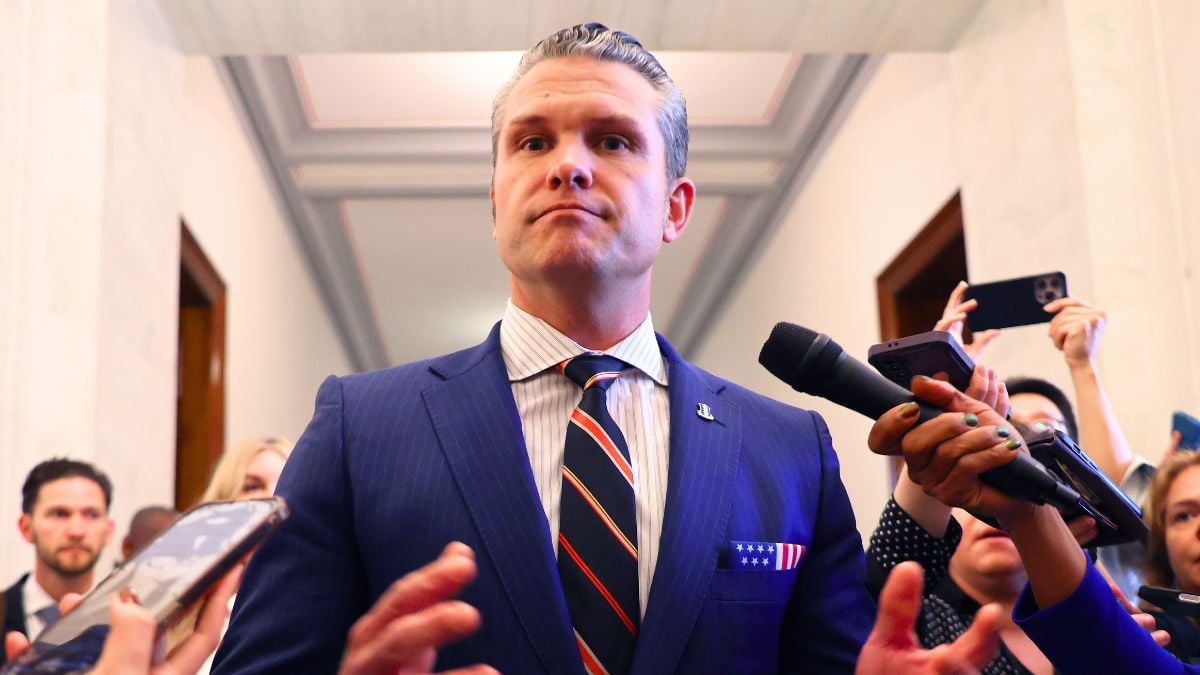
[[1138, 585, 1200, 618], [1173, 410, 1200, 451], [963, 272, 1069, 332], [3, 498, 287, 674]]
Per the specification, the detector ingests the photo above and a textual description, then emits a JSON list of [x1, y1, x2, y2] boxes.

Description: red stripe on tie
[[575, 633, 609, 675], [563, 467, 638, 560], [559, 533, 638, 636], [570, 409, 634, 485]]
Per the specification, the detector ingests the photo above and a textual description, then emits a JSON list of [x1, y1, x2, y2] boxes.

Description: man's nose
[[547, 141, 593, 189], [65, 515, 87, 537]]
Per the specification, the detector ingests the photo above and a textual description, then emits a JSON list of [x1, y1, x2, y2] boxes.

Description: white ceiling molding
[[221, 50, 880, 369], [159, 0, 984, 54]]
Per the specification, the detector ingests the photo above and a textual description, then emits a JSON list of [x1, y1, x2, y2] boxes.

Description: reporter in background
[[1138, 450, 1200, 663], [937, 281, 1151, 600], [872, 376, 1182, 675], [200, 436, 292, 503]]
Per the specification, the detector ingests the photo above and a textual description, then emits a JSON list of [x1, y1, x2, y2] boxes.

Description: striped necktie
[[557, 354, 639, 674]]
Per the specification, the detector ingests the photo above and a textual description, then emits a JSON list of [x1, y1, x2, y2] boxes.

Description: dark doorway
[[176, 221, 226, 510], [876, 192, 968, 482]]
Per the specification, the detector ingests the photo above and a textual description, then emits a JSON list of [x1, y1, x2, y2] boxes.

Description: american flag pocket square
[[729, 540, 806, 570]]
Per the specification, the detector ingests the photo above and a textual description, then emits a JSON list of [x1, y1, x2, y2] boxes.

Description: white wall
[[180, 57, 353, 444], [0, 2, 351, 585], [694, 54, 961, 537]]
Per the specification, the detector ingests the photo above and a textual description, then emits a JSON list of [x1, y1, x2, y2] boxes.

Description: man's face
[[19, 477, 114, 579], [491, 56, 694, 298]]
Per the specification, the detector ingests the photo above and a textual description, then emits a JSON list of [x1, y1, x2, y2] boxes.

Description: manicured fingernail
[[1033, 422, 1049, 431], [901, 402, 920, 418], [919, 375, 933, 382], [996, 426, 1010, 439], [1005, 438, 1022, 450], [963, 412, 978, 427]]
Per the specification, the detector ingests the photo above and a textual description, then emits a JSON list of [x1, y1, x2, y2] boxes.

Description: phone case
[[868, 330, 975, 392], [1025, 428, 1146, 547], [963, 272, 1068, 332], [1138, 585, 1200, 618], [1173, 410, 1200, 450]]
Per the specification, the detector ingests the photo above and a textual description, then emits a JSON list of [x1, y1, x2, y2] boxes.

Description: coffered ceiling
[[160, 0, 984, 370]]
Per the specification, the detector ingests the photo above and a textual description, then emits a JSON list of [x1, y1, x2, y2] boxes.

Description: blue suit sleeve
[[779, 411, 875, 672], [1014, 561, 1195, 675], [212, 376, 370, 674]]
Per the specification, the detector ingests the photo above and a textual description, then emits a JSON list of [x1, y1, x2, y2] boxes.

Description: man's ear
[[490, 184, 498, 240], [663, 177, 696, 243], [18, 514, 33, 544], [103, 516, 115, 545]]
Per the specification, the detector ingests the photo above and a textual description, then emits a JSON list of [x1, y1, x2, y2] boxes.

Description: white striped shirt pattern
[[499, 300, 670, 617]]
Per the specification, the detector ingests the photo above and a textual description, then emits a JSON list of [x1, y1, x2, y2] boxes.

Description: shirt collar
[[500, 299, 667, 386], [23, 574, 56, 617]]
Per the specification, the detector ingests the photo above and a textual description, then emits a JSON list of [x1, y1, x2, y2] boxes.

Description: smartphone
[[1138, 585, 1200, 618], [3, 497, 289, 674], [963, 271, 1068, 331], [1173, 410, 1200, 451], [868, 330, 975, 392], [1024, 427, 1147, 547]]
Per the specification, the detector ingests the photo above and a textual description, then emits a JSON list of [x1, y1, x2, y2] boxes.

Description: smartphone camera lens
[[1036, 279, 1047, 289]]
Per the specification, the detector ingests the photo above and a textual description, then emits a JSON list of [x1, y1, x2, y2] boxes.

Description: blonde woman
[[190, 436, 290, 675], [200, 436, 292, 504]]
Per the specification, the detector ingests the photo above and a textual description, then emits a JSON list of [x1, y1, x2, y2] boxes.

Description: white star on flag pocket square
[[729, 540, 806, 570]]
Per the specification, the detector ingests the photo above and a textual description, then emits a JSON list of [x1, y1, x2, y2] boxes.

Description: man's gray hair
[[491, 23, 689, 182]]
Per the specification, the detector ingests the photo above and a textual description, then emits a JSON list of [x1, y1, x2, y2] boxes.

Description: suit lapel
[[422, 327, 581, 674], [632, 338, 741, 674]]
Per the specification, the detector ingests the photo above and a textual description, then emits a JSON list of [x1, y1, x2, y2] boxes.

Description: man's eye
[[600, 136, 629, 152], [520, 137, 547, 152]]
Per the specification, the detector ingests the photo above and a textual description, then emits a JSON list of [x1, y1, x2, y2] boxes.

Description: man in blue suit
[[214, 23, 879, 674]]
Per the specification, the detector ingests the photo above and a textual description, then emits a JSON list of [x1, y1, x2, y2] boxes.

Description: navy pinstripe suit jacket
[[212, 324, 874, 674]]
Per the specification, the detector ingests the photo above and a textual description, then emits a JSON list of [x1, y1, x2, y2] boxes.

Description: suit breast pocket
[[710, 567, 799, 673]]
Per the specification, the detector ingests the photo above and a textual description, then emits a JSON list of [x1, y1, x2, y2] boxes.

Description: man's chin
[[48, 553, 100, 578]]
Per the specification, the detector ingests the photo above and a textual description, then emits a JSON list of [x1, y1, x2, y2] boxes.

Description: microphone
[[758, 321, 1081, 509]]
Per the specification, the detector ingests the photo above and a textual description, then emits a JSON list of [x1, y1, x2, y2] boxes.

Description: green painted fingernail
[[1006, 438, 1022, 450], [1033, 422, 1049, 431], [964, 412, 978, 427], [996, 426, 1010, 439], [901, 402, 920, 418]]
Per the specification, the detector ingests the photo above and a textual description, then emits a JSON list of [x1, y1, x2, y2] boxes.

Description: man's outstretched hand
[[857, 561, 999, 675], [339, 542, 497, 675]]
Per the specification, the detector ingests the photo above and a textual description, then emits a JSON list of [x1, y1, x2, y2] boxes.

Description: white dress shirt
[[22, 575, 58, 639], [499, 300, 671, 616]]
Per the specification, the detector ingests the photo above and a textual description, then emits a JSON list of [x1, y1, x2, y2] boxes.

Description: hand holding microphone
[[759, 322, 1080, 516]]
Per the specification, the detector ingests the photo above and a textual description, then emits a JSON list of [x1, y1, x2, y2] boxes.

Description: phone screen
[[4, 498, 287, 674]]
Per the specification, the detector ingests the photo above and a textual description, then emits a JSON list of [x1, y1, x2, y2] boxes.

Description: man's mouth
[[537, 203, 599, 219]]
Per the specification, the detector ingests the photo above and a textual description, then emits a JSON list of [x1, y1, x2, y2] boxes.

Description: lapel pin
[[696, 402, 715, 421]]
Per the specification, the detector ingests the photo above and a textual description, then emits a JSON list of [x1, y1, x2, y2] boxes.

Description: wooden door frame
[[176, 221, 226, 510]]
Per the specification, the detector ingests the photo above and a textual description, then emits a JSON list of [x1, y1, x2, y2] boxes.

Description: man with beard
[[1, 458, 114, 665]]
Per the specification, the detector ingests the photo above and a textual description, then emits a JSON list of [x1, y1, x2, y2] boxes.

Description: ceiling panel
[[293, 51, 798, 129], [342, 197, 509, 362]]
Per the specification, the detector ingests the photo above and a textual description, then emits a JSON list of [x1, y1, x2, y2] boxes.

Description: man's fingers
[[943, 281, 968, 313], [341, 600, 482, 673], [1043, 297, 1085, 313], [947, 602, 1001, 668], [349, 542, 476, 645], [869, 561, 923, 650], [5, 631, 30, 662]]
